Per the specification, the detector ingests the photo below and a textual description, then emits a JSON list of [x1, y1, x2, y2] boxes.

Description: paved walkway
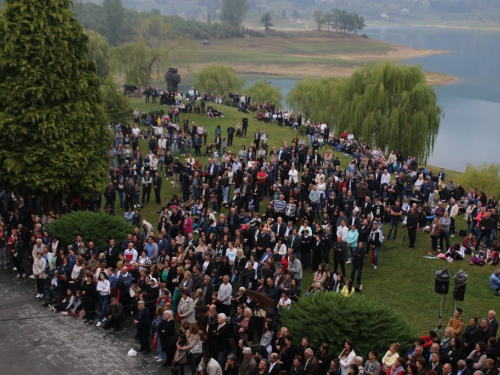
[[0, 269, 171, 375]]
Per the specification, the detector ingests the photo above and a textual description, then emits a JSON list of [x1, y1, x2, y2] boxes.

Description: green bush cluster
[[46, 212, 132, 252], [280, 292, 417, 357]]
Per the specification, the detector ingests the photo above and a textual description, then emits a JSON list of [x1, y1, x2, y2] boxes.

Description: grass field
[[123, 97, 494, 333]]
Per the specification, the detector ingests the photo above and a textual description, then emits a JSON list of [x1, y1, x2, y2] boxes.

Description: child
[[210, 189, 218, 212], [221, 137, 227, 154], [172, 334, 188, 375], [134, 181, 141, 208]]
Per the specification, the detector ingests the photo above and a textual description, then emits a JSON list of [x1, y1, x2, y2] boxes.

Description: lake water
[[246, 28, 500, 172], [362, 27, 500, 171]]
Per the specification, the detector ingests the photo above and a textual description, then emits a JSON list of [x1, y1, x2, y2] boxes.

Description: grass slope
[[124, 98, 494, 333]]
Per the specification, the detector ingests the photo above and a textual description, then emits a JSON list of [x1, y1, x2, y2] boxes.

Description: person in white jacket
[[339, 340, 357, 375], [289, 165, 299, 185], [446, 198, 459, 236], [96, 272, 111, 326]]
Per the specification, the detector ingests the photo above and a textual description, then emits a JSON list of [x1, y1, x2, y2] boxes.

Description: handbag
[[190, 339, 203, 355], [60, 275, 68, 282]]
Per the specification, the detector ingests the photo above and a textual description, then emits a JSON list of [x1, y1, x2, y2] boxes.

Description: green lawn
[[122, 98, 494, 333]]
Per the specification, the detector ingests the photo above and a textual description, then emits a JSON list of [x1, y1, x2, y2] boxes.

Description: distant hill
[[74, 0, 500, 24]]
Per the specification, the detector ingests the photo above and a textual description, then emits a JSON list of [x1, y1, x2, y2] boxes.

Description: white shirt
[[337, 226, 348, 242], [380, 173, 391, 186]]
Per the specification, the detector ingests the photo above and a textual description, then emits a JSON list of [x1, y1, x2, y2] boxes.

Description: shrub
[[148, 108, 163, 117], [46, 211, 132, 251], [280, 292, 417, 357], [458, 163, 500, 199]]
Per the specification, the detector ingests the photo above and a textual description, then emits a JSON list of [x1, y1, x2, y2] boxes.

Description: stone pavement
[[0, 269, 172, 375]]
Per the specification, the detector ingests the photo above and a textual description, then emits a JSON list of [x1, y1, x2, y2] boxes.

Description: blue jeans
[[348, 246, 356, 260], [119, 192, 125, 208], [312, 201, 321, 219], [99, 294, 109, 322], [440, 231, 450, 251], [223, 186, 230, 203], [171, 142, 178, 155], [371, 246, 379, 266], [308, 135, 315, 145], [387, 220, 400, 240], [350, 264, 363, 286]]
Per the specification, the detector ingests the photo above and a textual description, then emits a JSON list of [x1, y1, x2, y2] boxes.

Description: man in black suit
[[202, 275, 215, 305], [227, 208, 241, 233], [277, 146, 287, 164], [153, 172, 162, 205], [106, 238, 120, 269], [287, 229, 300, 255], [442, 363, 453, 375], [272, 217, 286, 238], [456, 360, 471, 375], [361, 196, 372, 219], [427, 352, 443, 375], [267, 353, 281, 375], [347, 172, 357, 195], [256, 227, 271, 260], [205, 159, 219, 187]]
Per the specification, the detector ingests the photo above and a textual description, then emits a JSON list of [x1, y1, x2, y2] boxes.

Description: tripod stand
[[434, 294, 445, 337]]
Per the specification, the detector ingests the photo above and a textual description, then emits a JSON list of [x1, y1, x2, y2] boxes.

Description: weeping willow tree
[[337, 62, 442, 163], [287, 76, 341, 126], [245, 79, 283, 107]]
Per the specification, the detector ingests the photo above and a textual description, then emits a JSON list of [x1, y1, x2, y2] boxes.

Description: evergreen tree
[[0, 0, 111, 208], [280, 292, 417, 358], [103, 75, 131, 125], [46, 211, 132, 251]]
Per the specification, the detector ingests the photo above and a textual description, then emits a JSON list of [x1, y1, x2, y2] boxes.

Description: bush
[[46, 211, 132, 251], [148, 108, 163, 117], [123, 84, 138, 92], [280, 292, 417, 357], [458, 163, 500, 199]]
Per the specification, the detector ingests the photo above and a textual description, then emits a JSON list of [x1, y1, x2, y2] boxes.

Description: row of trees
[[194, 65, 284, 106], [74, 0, 249, 46], [287, 63, 442, 164], [313, 8, 365, 33]]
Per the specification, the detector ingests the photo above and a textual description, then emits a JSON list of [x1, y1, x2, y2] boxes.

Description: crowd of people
[[1, 91, 500, 374]]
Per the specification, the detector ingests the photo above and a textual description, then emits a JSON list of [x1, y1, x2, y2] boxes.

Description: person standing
[[135, 300, 152, 354], [218, 275, 233, 317], [439, 212, 452, 252], [406, 208, 418, 249], [368, 222, 382, 270], [333, 236, 346, 278], [142, 171, 153, 206], [227, 124, 235, 146], [153, 171, 162, 205], [242, 116, 248, 137], [33, 252, 47, 298], [12, 232, 26, 277], [387, 201, 403, 241], [351, 242, 366, 289]]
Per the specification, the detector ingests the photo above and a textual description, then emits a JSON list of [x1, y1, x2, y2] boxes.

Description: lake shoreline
[[366, 23, 500, 31]]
